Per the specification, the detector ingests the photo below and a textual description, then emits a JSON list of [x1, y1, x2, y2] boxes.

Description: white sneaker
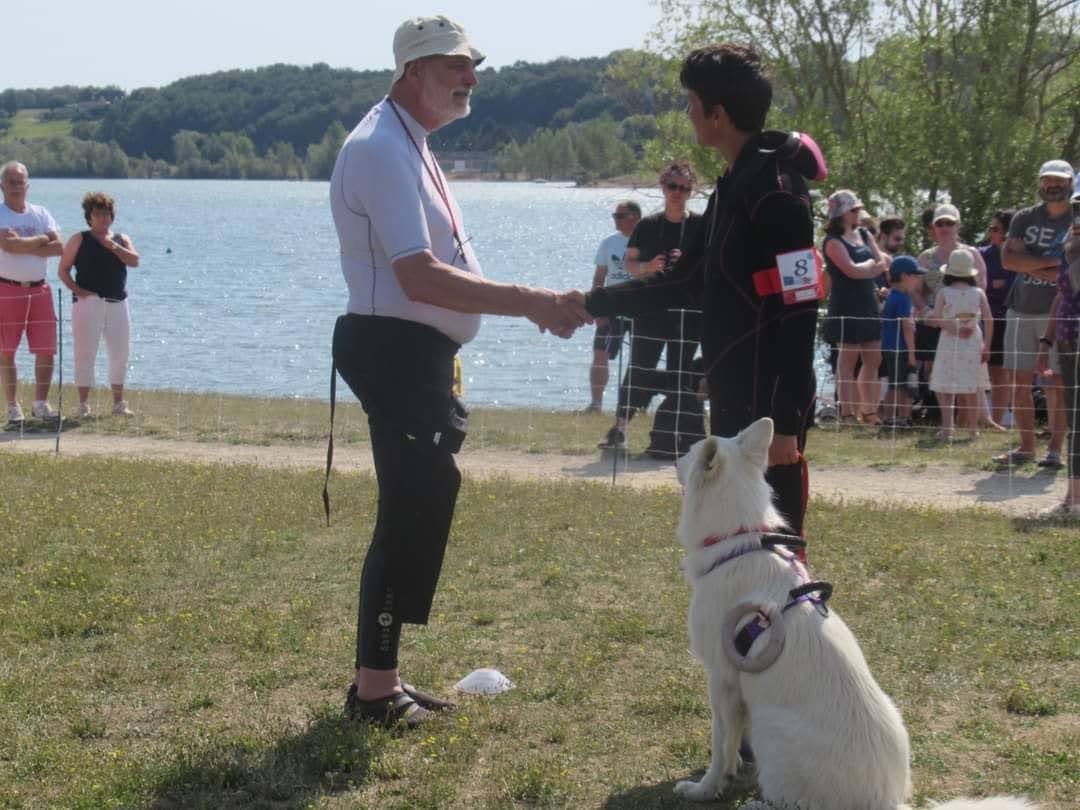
[[7, 402, 24, 423], [78, 401, 92, 418], [30, 400, 57, 419], [112, 400, 134, 416]]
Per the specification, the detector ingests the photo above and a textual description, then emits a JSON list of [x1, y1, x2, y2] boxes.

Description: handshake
[[523, 288, 593, 339]]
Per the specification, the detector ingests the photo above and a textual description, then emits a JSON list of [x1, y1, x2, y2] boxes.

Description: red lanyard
[[385, 97, 465, 260]]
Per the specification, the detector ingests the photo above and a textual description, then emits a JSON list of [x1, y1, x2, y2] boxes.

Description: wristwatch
[[1038, 337, 1053, 348]]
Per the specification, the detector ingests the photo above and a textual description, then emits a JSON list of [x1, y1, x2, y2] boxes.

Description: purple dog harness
[[700, 530, 833, 661]]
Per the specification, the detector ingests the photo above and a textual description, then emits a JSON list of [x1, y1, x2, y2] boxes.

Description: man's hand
[[525, 288, 591, 338], [768, 433, 800, 466], [0, 229, 18, 252], [645, 254, 666, 274]]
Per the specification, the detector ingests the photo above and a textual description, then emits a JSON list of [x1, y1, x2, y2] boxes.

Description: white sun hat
[[392, 15, 485, 85]]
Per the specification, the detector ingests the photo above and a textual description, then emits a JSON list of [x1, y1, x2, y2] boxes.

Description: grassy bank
[[6, 110, 74, 140], [6, 382, 1038, 472], [0, 454, 1075, 808]]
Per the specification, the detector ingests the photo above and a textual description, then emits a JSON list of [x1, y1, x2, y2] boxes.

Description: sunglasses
[[612, 212, 635, 220], [665, 182, 692, 193], [934, 220, 957, 227]]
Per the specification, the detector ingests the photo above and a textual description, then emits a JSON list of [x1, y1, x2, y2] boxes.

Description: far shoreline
[[31, 173, 660, 187]]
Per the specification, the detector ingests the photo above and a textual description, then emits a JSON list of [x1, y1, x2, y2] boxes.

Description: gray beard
[[420, 85, 470, 126], [1039, 187, 1070, 203]]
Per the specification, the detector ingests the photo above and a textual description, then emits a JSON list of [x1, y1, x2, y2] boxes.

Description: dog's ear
[[736, 417, 773, 467], [699, 436, 724, 477]]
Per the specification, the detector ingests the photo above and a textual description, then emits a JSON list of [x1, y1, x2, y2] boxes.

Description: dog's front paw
[[673, 777, 724, 802]]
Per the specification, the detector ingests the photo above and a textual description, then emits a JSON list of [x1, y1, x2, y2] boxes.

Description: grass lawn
[[10, 382, 1034, 472], [0, 454, 1075, 808], [5, 110, 74, 140]]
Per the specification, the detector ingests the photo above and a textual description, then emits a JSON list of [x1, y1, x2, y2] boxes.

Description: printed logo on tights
[[378, 612, 394, 628]]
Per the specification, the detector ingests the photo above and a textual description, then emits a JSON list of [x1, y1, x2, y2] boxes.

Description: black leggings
[[333, 315, 464, 671], [617, 310, 700, 421], [1057, 340, 1080, 480], [709, 370, 815, 539]]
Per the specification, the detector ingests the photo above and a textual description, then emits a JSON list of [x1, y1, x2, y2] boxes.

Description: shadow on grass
[[1, 417, 81, 441], [562, 450, 677, 482], [88, 707, 386, 810], [959, 468, 1058, 505], [603, 774, 758, 810]]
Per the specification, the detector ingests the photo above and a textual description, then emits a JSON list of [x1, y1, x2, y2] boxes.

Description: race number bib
[[776, 248, 823, 304]]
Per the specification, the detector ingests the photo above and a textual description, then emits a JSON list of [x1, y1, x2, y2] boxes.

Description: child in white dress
[[929, 249, 993, 440]]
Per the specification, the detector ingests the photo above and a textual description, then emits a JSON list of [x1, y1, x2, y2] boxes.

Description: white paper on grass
[[454, 667, 514, 695]]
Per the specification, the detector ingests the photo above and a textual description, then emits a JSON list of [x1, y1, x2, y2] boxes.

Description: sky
[[10, 0, 664, 91]]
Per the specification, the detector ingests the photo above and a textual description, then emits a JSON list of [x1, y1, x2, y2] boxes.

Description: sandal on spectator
[[344, 684, 430, 728], [1036, 452, 1064, 470], [401, 682, 455, 711], [992, 449, 1034, 467]]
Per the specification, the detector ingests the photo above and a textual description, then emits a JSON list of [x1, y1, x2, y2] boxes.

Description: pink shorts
[[0, 282, 57, 355]]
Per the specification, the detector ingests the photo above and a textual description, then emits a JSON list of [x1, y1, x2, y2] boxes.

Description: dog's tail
[[901, 798, 1039, 810]]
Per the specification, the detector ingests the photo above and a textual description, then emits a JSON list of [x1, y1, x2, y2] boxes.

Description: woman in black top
[[822, 189, 888, 424], [57, 192, 140, 418], [598, 162, 703, 449]]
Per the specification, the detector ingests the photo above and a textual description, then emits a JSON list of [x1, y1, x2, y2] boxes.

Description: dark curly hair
[[81, 191, 115, 225], [679, 43, 772, 133]]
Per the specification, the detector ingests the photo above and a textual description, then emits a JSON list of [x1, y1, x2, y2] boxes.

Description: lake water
[[19, 179, 833, 410]]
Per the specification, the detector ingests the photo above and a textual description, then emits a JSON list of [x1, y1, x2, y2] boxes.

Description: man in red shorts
[[0, 161, 63, 424]]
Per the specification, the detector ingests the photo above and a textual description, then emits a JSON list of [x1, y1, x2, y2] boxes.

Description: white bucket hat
[[942, 248, 977, 279], [392, 15, 485, 85]]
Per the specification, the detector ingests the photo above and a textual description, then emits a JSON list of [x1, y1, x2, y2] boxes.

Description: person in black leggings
[[328, 15, 587, 728]]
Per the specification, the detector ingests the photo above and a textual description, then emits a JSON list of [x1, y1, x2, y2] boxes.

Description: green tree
[[644, 0, 1079, 242], [305, 121, 348, 180], [495, 139, 524, 177]]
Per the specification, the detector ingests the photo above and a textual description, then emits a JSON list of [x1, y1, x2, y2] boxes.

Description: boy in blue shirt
[[881, 255, 926, 426]]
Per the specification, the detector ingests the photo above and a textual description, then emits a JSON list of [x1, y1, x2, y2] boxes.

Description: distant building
[[437, 152, 497, 175]]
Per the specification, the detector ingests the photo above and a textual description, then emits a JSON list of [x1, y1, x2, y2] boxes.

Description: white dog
[[672, 417, 1037, 810]]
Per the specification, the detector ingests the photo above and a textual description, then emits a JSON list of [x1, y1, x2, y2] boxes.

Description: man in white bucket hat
[[328, 15, 589, 729]]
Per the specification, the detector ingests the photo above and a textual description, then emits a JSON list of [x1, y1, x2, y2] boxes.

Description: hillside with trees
[[1, 0, 1076, 242], [0, 54, 664, 182]]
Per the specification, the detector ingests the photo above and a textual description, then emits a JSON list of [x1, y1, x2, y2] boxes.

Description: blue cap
[[889, 255, 924, 283]]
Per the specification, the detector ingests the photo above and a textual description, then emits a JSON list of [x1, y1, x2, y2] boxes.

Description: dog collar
[[702, 526, 772, 548]]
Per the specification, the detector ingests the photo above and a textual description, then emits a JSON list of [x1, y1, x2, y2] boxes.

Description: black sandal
[[344, 684, 430, 728], [401, 682, 456, 711]]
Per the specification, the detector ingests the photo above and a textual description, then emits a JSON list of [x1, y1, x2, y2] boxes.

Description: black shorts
[[987, 316, 1007, 367], [592, 317, 629, 359], [882, 351, 914, 389], [915, 322, 941, 363], [822, 313, 881, 345]]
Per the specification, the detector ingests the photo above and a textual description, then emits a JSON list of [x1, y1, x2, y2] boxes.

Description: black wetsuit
[[586, 134, 818, 536]]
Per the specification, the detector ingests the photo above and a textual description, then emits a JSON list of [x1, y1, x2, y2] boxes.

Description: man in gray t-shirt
[[995, 159, 1073, 468]]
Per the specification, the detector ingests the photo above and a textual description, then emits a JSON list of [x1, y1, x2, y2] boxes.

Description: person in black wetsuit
[[585, 42, 826, 540]]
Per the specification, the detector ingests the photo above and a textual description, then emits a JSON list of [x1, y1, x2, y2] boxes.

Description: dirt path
[[1, 431, 1067, 516]]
